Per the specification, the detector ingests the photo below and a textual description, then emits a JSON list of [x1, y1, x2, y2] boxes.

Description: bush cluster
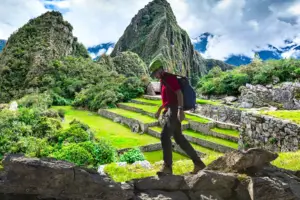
[[197, 58, 300, 96]]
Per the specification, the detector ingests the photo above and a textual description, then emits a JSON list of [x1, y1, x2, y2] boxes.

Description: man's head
[[149, 59, 164, 79]]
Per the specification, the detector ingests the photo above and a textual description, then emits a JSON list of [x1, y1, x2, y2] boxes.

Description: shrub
[[118, 77, 145, 102], [12, 137, 53, 157], [55, 124, 90, 144], [17, 92, 53, 109], [93, 139, 117, 165], [197, 58, 300, 96], [119, 148, 145, 164], [50, 143, 93, 166], [112, 51, 148, 77]]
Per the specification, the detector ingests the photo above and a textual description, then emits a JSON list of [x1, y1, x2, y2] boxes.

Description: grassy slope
[[260, 110, 300, 124], [52, 106, 160, 149], [272, 151, 300, 171], [211, 127, 239, 138]]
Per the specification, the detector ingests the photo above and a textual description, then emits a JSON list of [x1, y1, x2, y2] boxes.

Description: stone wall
[[118, 143, 163, 154], [239, 82, 300, 109], [239, 112, 300, 152], [195, 104, 242, 125]]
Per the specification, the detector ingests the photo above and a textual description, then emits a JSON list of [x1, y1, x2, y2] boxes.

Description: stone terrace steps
[[117, 103, 190, 130], [148, 127, 216, 157], [98, 108, 159, 133], [148, 126, 238, 153], [118, 102, 239, 142], [132, 97, 240, 129]]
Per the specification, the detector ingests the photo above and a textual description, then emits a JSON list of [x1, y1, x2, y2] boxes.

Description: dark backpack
[[161, 73, 196, 111]]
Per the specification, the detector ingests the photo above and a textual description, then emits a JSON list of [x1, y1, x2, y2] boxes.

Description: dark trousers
[[161, 105, 203, 167]]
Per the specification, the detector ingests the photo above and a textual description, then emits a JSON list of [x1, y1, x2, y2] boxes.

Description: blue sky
[[0, 0, 299, 60]]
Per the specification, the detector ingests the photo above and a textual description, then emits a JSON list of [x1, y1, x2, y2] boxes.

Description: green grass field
[[211, 127, 239, 138], [184, 130, 238, 149], [52, 106, 160, 149], [260, 110, 300, 124]]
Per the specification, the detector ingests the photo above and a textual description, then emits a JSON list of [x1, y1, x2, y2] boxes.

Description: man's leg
[[158, 108, 173, 175], [170, 107, 206, 173]]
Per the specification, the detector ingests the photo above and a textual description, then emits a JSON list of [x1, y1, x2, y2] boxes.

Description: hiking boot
[[156, 164, 173, 176], [191, 162, 206, 174]]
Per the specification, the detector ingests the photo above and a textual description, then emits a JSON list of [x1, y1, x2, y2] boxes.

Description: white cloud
[[0, 0, 47, 39], [1, 0, 300, 61], [106, 47, 114, 55]]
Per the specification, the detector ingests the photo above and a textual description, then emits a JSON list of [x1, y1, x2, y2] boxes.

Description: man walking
[[149, 59, 206, 175]]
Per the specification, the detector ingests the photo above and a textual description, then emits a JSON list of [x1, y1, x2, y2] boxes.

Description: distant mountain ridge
[[192, 33, 300, 66], [85, 33, 299, 67]]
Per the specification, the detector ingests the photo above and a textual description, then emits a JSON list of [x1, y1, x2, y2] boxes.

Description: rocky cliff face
[[1, 149, 299, 200], [0, 11, 89, 103], [111, 0, 232, 85]]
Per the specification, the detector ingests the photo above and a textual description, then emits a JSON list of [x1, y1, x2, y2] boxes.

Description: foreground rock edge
[[0, 148, 299, 200]]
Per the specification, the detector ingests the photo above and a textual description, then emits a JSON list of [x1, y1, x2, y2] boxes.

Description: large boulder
[[206, 148, 278, 174], [0, 154, 131, 200]]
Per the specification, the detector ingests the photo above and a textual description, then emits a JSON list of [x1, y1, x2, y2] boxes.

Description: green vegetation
[[211, 127, 239, 138], [0, 98, 119, 168], [0, 12, 147, 111], [197, 57, 300, 96], [119, 148, 145, 164], [104, 153, 222, 182], [184, 130, 239, 149], [272, 151, 300, 171], [143, 150, 188, 163], [260, 110, 300, 124], [106, 51, 148, 77], [0, 11, 89, 103], [52, 106, 160, 149]]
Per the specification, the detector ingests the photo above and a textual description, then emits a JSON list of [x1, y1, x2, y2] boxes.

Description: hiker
[[149, 59, 206, 175]]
